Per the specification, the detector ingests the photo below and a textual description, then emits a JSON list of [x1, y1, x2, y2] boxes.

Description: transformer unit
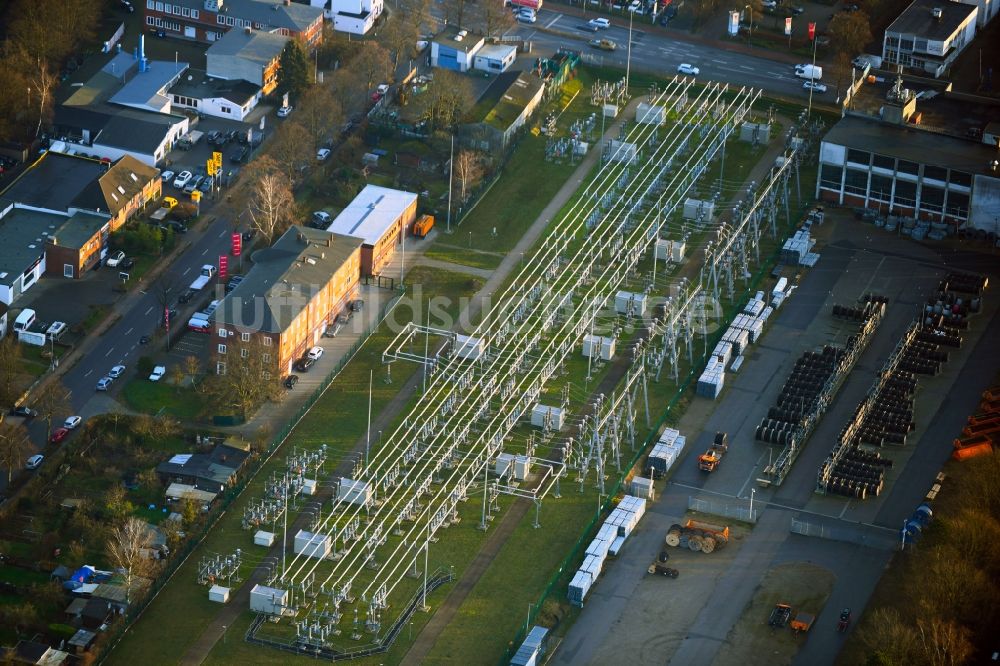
[[582, 334, 616, 360]]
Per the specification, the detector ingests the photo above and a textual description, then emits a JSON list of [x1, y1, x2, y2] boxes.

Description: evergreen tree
[[277, 39, 311, 101]]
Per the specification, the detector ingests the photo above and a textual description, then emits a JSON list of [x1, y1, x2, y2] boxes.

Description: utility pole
[[446, 134, 455, 233], [625, 11, 634, 93]]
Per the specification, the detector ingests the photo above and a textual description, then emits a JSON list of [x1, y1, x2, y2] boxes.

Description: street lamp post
[[625, 10, 634, 92], [745, 5, 753, 48]]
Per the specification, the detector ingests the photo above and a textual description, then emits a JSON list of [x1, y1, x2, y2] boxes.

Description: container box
[[583, 334, 616, 360], [301, 478, 318, 496], [454, 334, 486, 361], [254, 530, 275, 547], [630, 475, 654, 499], [209, 585, 230, 603], [294, 530, 332, 559], [636, 102, 666, 125], [531, 404, 566, 431], [615, 291, 648, 316], [608, 535, 626, 557], [250, 584, 288, 614], [337, 478, 372, 506]]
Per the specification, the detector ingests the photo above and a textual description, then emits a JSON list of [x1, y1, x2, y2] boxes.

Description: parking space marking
[[545, 14, 561, 27], [105, 347, 114, 357], [84, 369, 92, 377], [201, 248, 209, 256], [183, 267, 191, 276], [218, 230, 226, 237], [125, 327, 133, 336], [145, 306, 154, 315]]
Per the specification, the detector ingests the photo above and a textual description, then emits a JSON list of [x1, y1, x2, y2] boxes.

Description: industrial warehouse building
[[325, 185, 417, 278], [212, 226, 362, 375], [816, 78, 1000, 230]]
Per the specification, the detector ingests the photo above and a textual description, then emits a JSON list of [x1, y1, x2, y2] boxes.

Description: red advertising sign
[[785, 16, 792, 36], [219, 255, 228, 281], [164, 306, 170, 332], [808, 21, 816, 40], [231, 232, 242, 257]]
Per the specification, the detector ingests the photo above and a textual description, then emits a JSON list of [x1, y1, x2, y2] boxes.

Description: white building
[[206, 27, 288, 96], [170, 69, 261, 121], [882, 0, 978, 78], [473, 43, 518, 74], [431, 26, 485, 72], [323, 0, 384, 35]]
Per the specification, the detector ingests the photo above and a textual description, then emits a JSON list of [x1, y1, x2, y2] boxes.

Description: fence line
[[789, 517, 899, 551], [688, 496, 758, 524]]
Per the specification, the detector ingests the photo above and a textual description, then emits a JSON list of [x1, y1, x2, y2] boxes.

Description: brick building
[[143, 0, 324, 45], [212, 226, 362, 375]]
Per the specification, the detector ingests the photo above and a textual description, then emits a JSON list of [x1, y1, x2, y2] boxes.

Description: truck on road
[[795, 64, 823, 80], [189, 264, 217, 292], [698, 431, 728, 472]]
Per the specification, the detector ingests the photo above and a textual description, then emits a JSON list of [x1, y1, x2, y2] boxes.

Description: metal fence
[[790, 518, 899, 551], [98, 288, 405, 663], [688, 496, 758, 524]]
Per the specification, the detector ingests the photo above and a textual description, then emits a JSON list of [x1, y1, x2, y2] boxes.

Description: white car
[[677, 63, 700, 76], [306, 346, 324, 361], [516, 11, 536, 22], [26, 454, 44, 470], [277, 105, 293, 118], [628, 0, 642, 12], [64, 415, 83, 429], [312, 211, 332, 227], [96, 377, 113, 391], [149, 366, 166, 382], [316, 148, 331, 162], [588, 17, 611, 29], [173, 171, 193, 188], [376, 83, 390, 95], [109, 364, 126, 378], [803, 81, 828, 93], [160, 169, 176, 183], [105, 250, 126, 267]]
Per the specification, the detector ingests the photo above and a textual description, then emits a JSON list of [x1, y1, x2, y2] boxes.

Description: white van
[[13, 309, 36, 332]]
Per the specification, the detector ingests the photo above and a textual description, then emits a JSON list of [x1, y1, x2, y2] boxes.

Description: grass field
[[122, 379, 205, 421], [106, 267, 480, 665]]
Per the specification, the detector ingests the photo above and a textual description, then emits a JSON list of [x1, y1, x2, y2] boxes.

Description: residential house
[[956, 0, 998, 27], [170, 69, 262, 120], [8, 641, 70, 666], [206, 27, 289, 96], [155, 441, 252, 492], [213, 226, 363, 374], [325, 185, 417, 277], [881, 0, 978, 78], [431, 26, 485, 72], [51, 106, 189, 167], [324, 0, 384, 35], [143, 0, 324, 45]]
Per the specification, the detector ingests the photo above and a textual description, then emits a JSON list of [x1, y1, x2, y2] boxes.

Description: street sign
[[259, 116, 266, 131], [808, 21, 816, 40], [213, 151, 223, 169], [191, 190, 203, 202], [164, 306, 170, 332], [206, 158, 216, 176], [785, 17, 792, 36], [282, 92, 289, 108], [219, 255, 228, 280], [232, 232, 242, 257]]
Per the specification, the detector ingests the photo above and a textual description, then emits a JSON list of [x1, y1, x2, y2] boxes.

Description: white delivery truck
[[795, 65, 823, 80]]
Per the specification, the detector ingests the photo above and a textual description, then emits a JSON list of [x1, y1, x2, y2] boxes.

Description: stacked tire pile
[[755, 345, 843, 445], [831, 293, 887, 322], [824, 446, 893, 498], [664, 523, 729, 554]]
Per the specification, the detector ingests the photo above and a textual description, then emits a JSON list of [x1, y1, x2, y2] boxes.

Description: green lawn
[[80, 303, 111, 334], [122, 379, 205, 421], [106, 267, 480, 665]]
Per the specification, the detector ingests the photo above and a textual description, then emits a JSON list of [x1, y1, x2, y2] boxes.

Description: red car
[[50, 427, 70, 443]]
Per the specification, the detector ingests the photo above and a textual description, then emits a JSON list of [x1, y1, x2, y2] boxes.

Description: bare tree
[[454, 150, 484, 203], [106, 517, 153, 606], [204, 338, 282, 417], [0, 337, 29, 411], [828, 11, 872, 59], [184, 356, 202, 393], [477, 0, 516, 38], [270, 121, 313, 186], [382, 17, 420, 68], [297, 85, 344, 153], [0, 420, 32, 483], [28, 379, 71, 443], [916, 615, 974, 666], [169, 364, 186, 391], [420, 70, 475, 130], [858, 607, 920, 664], [151, 272, 180, 322], [355, 43, 394, 95], [246, 157, 296, 245], [443, 0, 472, 28]]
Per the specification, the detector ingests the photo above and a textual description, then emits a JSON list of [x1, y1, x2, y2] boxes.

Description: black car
[[120, 257, 135, 270], [294, 357, 315, 372], [225, 275, 244, 293], [284, 375, 299, 389], [178, 288, 197, 304], [12, 406, 38, 418], [230, 147, 249, 164], [166, 220, 188, 234], [160, 308, 179, 327], [206, 130, 222, 144]]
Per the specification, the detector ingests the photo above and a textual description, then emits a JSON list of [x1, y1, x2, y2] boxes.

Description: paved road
[[507, 8, 816, 100]]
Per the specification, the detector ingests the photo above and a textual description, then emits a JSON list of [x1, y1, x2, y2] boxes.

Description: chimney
[[931, 7, 942, 19]]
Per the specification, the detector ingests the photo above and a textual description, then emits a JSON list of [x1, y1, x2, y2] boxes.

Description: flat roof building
[[326, 185, 418, 277], [882, 0, 978, 78], [214, 226, 363, 375], [206, 28, 289, 96]]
